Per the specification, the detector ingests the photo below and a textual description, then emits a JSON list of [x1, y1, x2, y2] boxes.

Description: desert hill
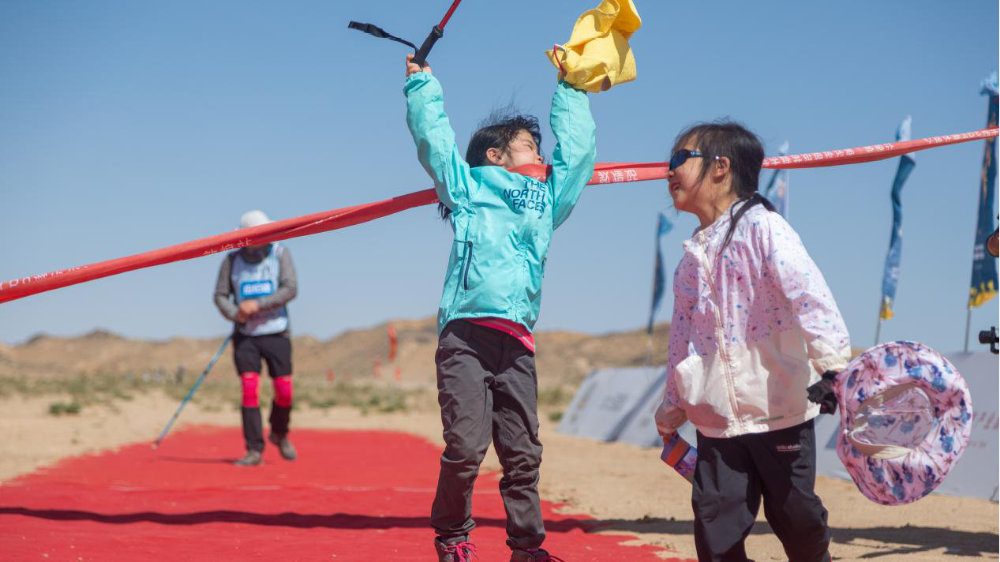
[[1, 318, 671, 389]]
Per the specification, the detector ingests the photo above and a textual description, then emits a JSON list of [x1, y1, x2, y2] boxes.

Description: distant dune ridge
[[1, 318, 672, 387]]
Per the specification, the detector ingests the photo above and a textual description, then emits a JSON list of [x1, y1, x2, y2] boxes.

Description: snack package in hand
[[661, 432, 697, 483]]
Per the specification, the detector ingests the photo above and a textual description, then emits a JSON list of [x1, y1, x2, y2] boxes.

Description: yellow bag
[[546, 0, 641, 92]]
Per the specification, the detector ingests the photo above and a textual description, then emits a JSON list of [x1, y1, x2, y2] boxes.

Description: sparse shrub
[[48, 401, 82, 416], [305, 396, 340, 409], [538, 385, 573, 408], [7, 369, 434, 417]]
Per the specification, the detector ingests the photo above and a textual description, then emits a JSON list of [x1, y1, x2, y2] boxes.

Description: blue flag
[[647, 213, 673, 334], [763, 141, 790, 217], [969, 73, 999, 308], [879, 116, 916, 320]]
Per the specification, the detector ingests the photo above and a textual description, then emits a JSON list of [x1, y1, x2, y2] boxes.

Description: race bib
[[240, 280, 274, 299]]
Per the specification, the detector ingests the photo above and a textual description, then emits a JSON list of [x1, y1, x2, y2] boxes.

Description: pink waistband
[[467, 318, 535, 353]]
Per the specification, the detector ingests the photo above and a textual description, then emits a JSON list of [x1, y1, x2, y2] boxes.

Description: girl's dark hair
[[672, 120, 772, 248], [437, 108, 542, 220]]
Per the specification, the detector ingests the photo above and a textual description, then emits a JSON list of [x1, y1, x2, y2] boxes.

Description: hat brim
[[834, 341, 972, 505]]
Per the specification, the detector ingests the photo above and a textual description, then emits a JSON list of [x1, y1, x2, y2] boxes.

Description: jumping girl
[[654, 122, 850, 562], [404, 53, 596, 562]]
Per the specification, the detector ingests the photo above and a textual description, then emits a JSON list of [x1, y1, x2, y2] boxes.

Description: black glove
[[806, 370, 840, 414]]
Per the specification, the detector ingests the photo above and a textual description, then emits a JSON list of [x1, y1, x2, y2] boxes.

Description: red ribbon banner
[[2, 126, 996, 304]]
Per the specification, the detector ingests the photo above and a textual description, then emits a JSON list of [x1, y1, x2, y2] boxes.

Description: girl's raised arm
[[547, 82, 597, 229], [404, 69, 474, 212]]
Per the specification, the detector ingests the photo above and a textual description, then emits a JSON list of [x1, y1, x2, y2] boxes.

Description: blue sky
[[1, 1, 997, 356]]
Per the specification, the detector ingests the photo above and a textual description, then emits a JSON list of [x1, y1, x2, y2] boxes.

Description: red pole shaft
[[437, 0, 462, 29]]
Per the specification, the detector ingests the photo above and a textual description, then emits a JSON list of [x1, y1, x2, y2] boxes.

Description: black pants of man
[[234, 332, 293, 452], [430, 320, 545, 550], [693, 419, 831, 562]]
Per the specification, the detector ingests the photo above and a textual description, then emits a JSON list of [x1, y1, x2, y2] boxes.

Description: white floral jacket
[[655, 202, 851, 439]]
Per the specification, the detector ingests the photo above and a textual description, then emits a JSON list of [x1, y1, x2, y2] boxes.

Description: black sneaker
[[268, 432, 297, 461], [234, 450, 262, 466], [435, 536, 477, 562]]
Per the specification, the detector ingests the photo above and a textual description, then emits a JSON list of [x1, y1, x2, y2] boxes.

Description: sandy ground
[[1, 393, 996, 561]]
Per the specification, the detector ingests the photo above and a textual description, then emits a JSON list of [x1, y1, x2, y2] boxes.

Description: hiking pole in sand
[[152, 336, 231, 449], [348, 0, 463, 65]]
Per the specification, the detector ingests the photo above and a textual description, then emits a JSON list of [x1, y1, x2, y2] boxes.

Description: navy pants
[[693, 420, 832, 562], [430, 320, 545, 550]]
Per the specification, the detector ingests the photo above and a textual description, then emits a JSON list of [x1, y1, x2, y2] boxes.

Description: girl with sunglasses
[[655, 122, 850, 562], [404, 52, 596, 562]]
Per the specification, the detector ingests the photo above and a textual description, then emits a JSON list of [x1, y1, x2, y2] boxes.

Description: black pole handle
[[412, 26, 443, 67]]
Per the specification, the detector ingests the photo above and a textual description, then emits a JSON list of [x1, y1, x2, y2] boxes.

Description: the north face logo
[[503, 178, 548, 216]]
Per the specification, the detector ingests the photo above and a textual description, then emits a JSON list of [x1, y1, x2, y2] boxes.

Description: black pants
[[233, 332, 293, 452], [431, 320, 544, 550], [693, 420, 831, 562]]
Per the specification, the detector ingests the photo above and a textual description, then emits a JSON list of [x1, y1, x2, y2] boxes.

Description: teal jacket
[[405, 73, 596, 335]]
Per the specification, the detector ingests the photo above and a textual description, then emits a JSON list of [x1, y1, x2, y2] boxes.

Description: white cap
[[239, 210, 271, 229]]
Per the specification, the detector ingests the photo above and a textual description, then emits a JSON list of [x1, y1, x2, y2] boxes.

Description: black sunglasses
[[668, 149, 704, 171]]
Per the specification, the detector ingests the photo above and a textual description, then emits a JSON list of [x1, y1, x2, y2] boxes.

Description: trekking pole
[[348, 0, 463, 66], [152, 336, 231, 449], [412, 0, 462, 66]]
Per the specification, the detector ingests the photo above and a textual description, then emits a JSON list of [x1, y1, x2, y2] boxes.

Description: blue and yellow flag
[[969, 73, 999, 308], [647, 212, 673, 334], [879, 117, 916, 320]]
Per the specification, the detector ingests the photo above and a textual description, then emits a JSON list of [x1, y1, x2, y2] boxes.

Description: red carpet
[[0, 427, 692, 561]]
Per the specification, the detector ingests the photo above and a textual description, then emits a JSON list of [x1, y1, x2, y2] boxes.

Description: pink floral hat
[[834, 341, 973, 505]]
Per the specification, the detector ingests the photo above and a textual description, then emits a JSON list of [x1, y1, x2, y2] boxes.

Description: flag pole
[[874, 313, 882, 347], [964, 307, 972, 352], [643, 335, 653, 367]]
